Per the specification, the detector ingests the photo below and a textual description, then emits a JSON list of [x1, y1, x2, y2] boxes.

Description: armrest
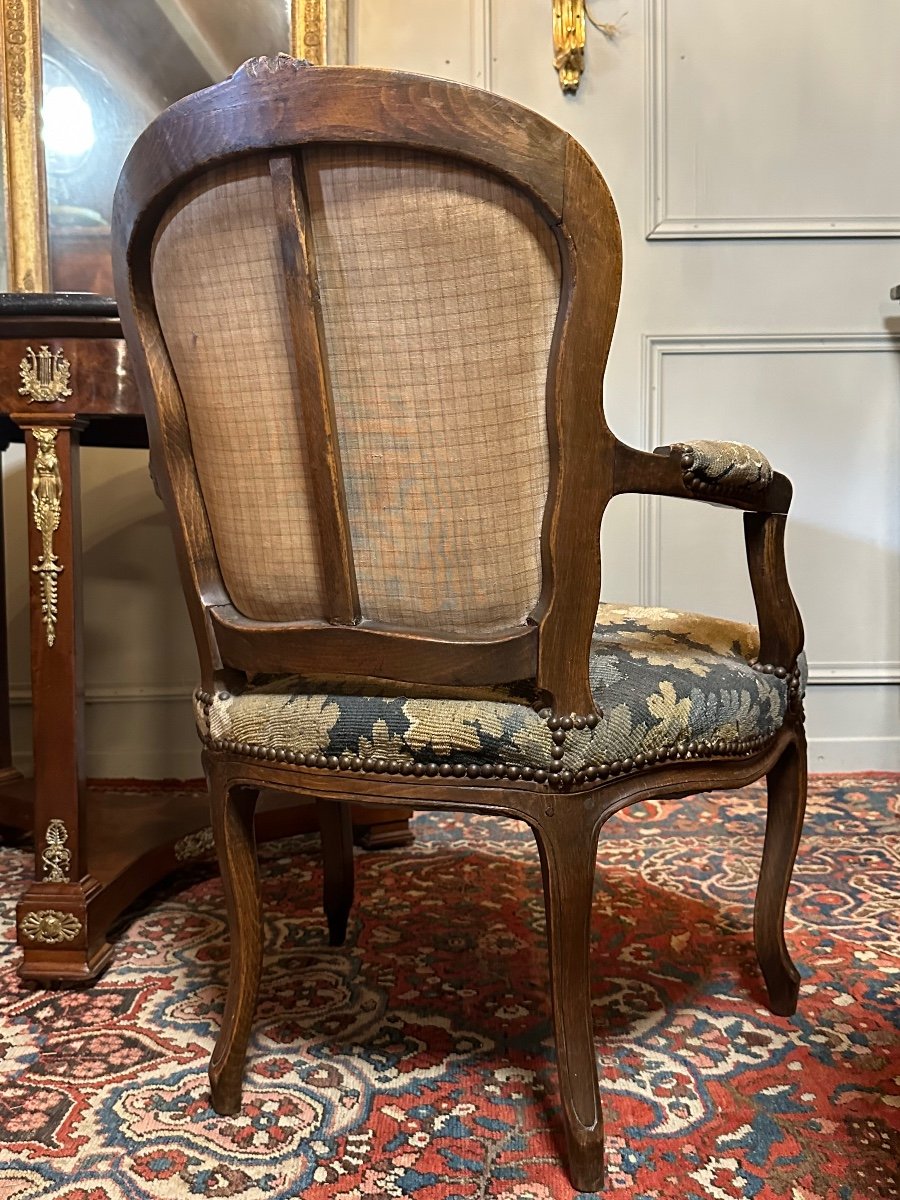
[[613, 438, 792, 514], [611, 437, 803, 676]]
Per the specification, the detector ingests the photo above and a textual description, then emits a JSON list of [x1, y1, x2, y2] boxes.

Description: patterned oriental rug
[[0, 776, 897, 1200]]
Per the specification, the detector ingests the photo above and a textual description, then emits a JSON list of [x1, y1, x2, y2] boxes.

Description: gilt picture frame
[[0, 0, 345, 296]]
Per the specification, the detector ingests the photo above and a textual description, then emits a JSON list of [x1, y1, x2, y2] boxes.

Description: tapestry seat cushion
[[194, 604, 804, 780]]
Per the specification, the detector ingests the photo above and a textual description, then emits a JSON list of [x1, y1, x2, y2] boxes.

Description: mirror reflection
[[41, 0, 291, 293]]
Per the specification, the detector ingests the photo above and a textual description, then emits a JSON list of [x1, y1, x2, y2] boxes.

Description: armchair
[[112, 58, 806, 1192]]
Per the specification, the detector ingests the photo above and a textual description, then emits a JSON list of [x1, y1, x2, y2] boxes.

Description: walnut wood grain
[[206, 759, 262, 1116], [533, 137, 620, 716], [208, 604, 538, 685], [756, 729, 807, 1016], [532, 802, 605, 1190], [0, 339, 140, 416]]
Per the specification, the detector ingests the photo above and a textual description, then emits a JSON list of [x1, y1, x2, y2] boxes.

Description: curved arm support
[[744, 511, 804, 672], [611, 438, 802, 674]]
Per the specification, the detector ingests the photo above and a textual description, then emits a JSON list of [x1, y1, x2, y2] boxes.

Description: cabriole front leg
[[532, 802, 605, 1192], [12, 414, 112, 982], [755, 723, 807, 1016]]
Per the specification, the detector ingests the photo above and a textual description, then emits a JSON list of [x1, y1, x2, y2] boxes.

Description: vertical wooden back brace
[[269, 151, 360, 625]]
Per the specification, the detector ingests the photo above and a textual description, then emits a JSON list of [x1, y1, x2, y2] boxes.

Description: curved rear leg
[[532, 804, 605, 1192], [205, 757, 262, 1115], [755, 726, 807, 1016], [317, 799, 354, 946]]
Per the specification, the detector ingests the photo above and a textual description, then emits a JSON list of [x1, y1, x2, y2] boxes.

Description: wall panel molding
[[639, 332, 900, 685], [469, 0, 493, 90], [644, 0, 900, 239]]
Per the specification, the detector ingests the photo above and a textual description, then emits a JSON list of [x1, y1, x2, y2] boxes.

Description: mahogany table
[[0, 293, 411, 984]]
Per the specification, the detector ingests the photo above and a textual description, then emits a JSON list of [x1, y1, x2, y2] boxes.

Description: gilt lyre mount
[[19, 344, 72, 404]]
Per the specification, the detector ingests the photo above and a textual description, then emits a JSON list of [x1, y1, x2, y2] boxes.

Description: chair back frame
[[112, 57, 623, 717]]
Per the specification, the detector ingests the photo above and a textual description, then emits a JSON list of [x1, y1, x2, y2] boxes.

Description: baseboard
[[12, 748, 205, 781], [9, 690, 899, 778], [13, 739, 898, 783], [808, 736, 900, 773], [10, 685, 200, 781]]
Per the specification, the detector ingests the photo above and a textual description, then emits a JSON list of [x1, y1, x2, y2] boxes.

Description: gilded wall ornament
[[553, 0, 586, 92], [42, 818, 71, 883], [30, 427, 64, 647], [19, 909, 82, 943], [19, 345, 73, 404]]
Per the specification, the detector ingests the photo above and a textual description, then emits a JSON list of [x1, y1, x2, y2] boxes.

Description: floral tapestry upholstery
[[195, 605, 804, 778]]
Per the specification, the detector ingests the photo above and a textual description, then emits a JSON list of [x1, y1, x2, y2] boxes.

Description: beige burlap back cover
[[152, 147, 561, 634]]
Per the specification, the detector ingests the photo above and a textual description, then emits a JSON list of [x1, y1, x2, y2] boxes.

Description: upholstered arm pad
[[612, 438, 791, 513], [656, 439, 773, 496]]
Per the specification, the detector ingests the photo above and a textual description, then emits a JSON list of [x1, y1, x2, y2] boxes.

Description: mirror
[[40, 0, 293, 293], [0, 1, 340, 294]]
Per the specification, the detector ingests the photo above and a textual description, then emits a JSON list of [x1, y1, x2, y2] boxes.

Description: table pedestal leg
[[12, 415, 113, 982]]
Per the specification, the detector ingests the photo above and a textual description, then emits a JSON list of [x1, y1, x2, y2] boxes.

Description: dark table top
[[0, 292, 118, 318], [0, 291, 146, 448]]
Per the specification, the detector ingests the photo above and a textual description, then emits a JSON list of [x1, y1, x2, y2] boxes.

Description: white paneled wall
[[646, 0, 900, 237], [3, 441, 199, 777], [3, 0, 896, 775], [455, 0, 899, 771]]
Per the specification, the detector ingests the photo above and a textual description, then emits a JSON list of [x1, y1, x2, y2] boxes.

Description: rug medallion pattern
[[0, 776, 897, 1198]]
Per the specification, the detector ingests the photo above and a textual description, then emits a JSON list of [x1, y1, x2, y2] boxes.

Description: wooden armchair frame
[[112, 59, 806, 1192]]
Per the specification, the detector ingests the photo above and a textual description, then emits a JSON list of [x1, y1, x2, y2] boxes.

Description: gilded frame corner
[[0, 1, 345, 298], [0, 0, 49, 291], [292, 0, 347, 66]]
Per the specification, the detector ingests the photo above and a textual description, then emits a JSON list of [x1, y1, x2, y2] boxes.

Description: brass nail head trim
[[30, 427, 64, 647], [42, 818, 71, 883], [20, 909, 82, 943]]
